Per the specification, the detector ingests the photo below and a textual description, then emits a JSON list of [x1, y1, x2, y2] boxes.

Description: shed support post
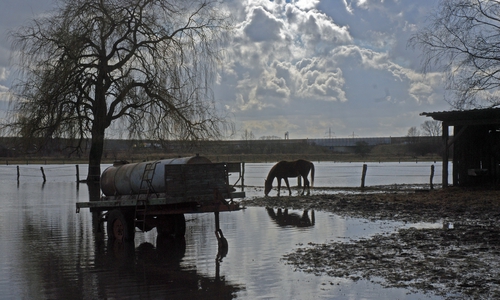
[[442, 123, 449, 187], [214, 211, 220, 231]]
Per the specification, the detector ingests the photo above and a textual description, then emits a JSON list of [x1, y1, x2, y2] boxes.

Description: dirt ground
[[240, 187, 500, 299]]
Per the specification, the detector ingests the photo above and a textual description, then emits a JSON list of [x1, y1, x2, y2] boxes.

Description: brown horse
[[264, 159, 315, 196]]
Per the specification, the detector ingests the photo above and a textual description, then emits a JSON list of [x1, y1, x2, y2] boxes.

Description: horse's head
[[264, 179, 272, 196]]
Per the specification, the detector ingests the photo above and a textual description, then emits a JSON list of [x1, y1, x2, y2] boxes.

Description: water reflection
[[266, 207, 315, 228], [215, 229, 229, 262], [0, 169, 445, 300], [17, 204, 242, 298], [98, 235, 243, 299]]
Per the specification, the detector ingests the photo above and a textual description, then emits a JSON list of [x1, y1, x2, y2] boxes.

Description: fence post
[[361, 164, 367, 188], [76, 165, 80, 182], [430, 164, 435, 190], [241, 162, 245, 192], [40, 167, 46, 183], [17, 166, 20, 183]]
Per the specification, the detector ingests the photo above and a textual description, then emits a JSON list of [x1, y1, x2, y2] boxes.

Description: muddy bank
[[240, 188, 500, 299]]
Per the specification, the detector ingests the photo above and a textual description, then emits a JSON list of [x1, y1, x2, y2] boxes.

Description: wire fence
[[241, 161, 445, 188], [0, 164, 91, 183], [0, 161, 447, 188]]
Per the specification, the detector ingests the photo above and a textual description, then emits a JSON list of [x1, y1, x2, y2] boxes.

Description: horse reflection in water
[[266, 207, 315, 228], [264, 159, 315, 197]]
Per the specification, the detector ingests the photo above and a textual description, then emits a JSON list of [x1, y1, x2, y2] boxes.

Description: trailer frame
[[76, 162, 245, 242]]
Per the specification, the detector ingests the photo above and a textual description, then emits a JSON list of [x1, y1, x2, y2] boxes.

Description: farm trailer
[[76, 155, 245, 243]]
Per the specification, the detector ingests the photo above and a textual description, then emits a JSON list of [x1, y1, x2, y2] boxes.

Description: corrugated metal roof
[[420, 108, 500, 125]]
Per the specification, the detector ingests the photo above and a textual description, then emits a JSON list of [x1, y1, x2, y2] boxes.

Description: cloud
[[0, 67, 8, 81], [224, 1, 354, 113], [342, 0, 354, 14], [294, 0, 320, 11], [294, 58, 347, 101], [0, 85, 12, 124], [285, 4, 352, 55], [256, 68, 291, 99], [407, 72, 445, 105], [0, 0, 450, 139], [212, 0, 450, 138], [243, 7, 284, 43]]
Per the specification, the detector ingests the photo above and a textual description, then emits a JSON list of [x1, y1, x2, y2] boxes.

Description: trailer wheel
[[107, 209, 135, 241], [157, 214, 186, 238]]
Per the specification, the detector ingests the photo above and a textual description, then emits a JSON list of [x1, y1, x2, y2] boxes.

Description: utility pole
[[325, 127, 335, 138]]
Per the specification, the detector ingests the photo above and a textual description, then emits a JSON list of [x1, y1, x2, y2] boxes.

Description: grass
[[1, 144, 444, 165]]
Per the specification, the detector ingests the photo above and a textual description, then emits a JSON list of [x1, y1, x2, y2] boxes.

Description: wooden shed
[[421, 108, 500, 187]]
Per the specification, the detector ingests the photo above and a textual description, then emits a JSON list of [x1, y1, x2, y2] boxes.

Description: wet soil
[[240, 187, 500, 299]]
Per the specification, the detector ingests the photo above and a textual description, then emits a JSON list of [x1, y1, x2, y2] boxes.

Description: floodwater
[[0, 163, 446, 299], [242, 161, 447, 197]]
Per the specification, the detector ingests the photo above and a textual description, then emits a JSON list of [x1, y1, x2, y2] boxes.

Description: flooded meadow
[[2, 161, 492, 299]]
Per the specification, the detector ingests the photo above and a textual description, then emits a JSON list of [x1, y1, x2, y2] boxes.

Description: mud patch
[[285, 224, 500, 299]]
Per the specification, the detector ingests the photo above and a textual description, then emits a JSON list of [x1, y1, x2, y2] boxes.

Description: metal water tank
[[100, 155, 212, 196]]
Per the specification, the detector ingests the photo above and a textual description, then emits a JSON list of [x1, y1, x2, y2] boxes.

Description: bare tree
[[421, 120, 442, 137], [354, 141, 371, 158], [406, 126, 420, 144], [409, 0, 500, 109], [6, 0, 233, 181], [241, 129, 255, 141]]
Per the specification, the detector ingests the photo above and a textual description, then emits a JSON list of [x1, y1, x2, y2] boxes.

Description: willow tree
[[7, 0, 233, 181], [409, 0, 500, 109]]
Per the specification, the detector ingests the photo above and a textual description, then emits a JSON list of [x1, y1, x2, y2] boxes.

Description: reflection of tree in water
[[266, 207, 315, 228], [88, 182, 106, 239], [19, 212, 101, 299], [19, 213, 243, 299]]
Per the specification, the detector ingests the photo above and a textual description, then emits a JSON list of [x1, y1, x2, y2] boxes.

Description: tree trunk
[[87, 109, 107, 182], [88, 58, 108, 182], [87, 131, 105, 182]]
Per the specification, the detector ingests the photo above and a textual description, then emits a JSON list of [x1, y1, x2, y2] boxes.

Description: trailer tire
[[107, 209, 135, 241], [157, 214, 186, 238]]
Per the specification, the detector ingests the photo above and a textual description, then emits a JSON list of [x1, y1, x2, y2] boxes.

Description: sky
[[0, 0, 450, 140]]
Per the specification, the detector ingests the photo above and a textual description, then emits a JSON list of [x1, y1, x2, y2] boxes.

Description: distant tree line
[[406, 120, 443, 156], [0, 134, 443, 160]]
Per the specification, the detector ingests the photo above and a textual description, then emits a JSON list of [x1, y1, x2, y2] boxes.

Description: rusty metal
[[76, 158, 244, 240], [100, 155, 212, 196]]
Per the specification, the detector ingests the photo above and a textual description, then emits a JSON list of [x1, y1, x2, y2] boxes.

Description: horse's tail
[[310, 162, 315, 188]]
